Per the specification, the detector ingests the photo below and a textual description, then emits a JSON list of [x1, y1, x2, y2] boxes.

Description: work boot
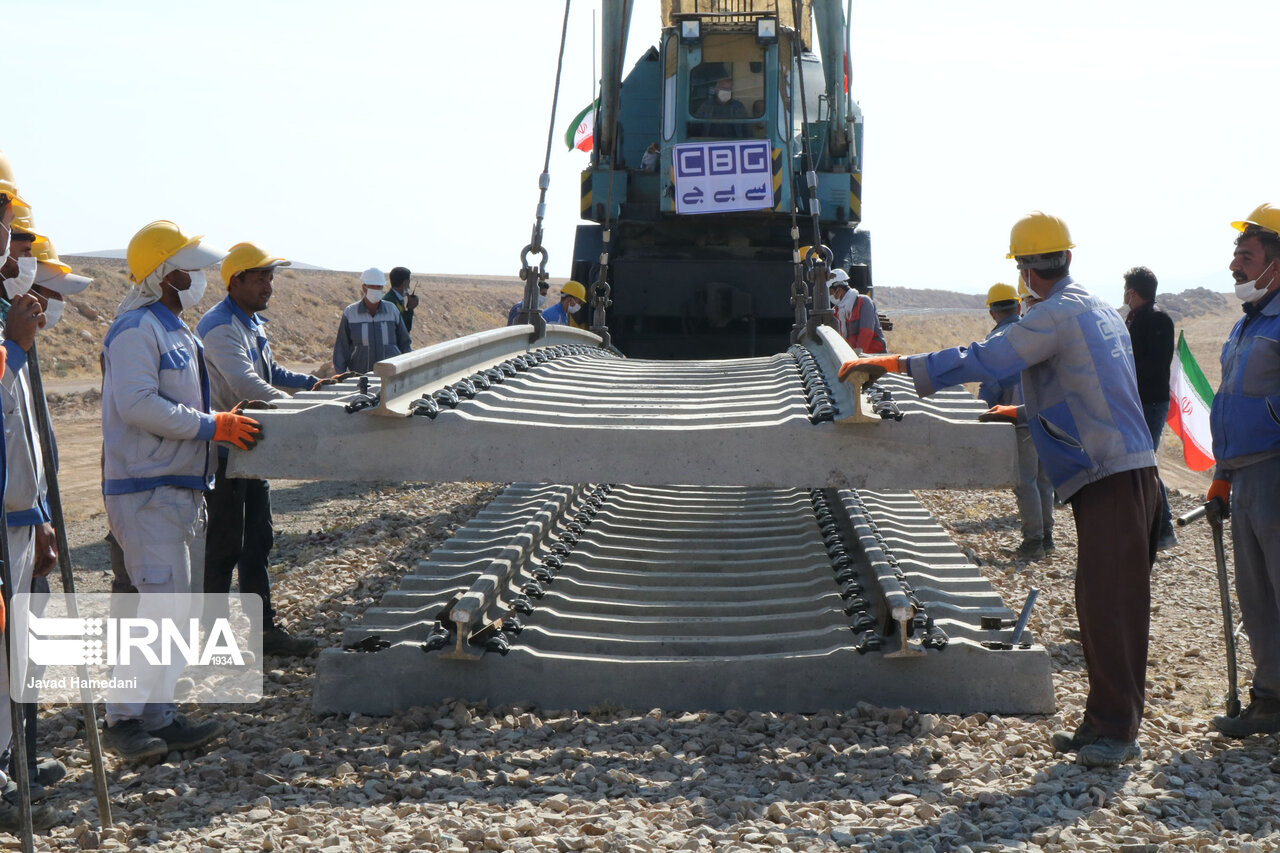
[[263, 627, 319, 657], [1076, 738, 1141, 767], [1001, 538, 1045, 562], [2, 778, 46, 804], [34, 759, 66, 787], [0, 798, 58, 832], [1211, 694, 1280, 738], [1041, 535, 1056, 555], [1050, 720, 1100, 754], [1156, 528, 1179, 552], [102, 719, 168, 762], [148, 715, 228, 753]]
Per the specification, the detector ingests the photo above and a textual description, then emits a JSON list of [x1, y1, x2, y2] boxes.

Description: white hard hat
[[827, 268, 850, 286], [360, 267, 386, 286]]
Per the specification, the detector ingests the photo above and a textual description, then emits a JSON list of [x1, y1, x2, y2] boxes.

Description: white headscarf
[[115, 261, 176, 316]]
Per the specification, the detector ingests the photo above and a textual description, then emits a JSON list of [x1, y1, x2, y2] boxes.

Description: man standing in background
[[384, 266, 418, 335], [1123, 266, 1177, 551]]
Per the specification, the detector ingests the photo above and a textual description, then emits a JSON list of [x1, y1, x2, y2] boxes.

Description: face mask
[[4, 256, 38, 299], [1235, 260, 1275, 304], [41, 297, 64, 329], [567, 302, 581, 314], [538, 293, 547, 308], [717, 89, 732, 104], [365, 287, 384, 304], [176, 270, 207, 311]]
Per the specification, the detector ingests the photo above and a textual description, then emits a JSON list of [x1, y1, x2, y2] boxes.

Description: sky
[[6, 0, 1280, 307]]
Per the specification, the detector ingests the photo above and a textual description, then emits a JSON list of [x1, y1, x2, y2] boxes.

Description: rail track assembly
[[231, 325, 1055, 715]]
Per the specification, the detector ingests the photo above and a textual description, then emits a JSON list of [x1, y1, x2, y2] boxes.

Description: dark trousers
[[203, 455, 277, 629], [1141, 401, 1175, 536], [1071, 466, 1161, 741]]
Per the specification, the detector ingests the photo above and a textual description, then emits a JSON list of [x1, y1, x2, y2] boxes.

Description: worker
[[384, 266, 418, 333], [0, 149, 32, 277], [0, 214, 67, 822], [1122, 266, 1177, 552], [977, 283, 1054, 562], [838, 212, 1159, 767], [332, 267, 411, 374], [507, 280, 550, 326], [1206, 204, 1280, 741], [691, 77, 747, 138], [640, 143, 660, 172], [828, 269, 886, 353], [542, 280, 589, 329], [1018, 277, 1040, 311], [198, 242, 346, 658], [100, 220, 263, 761]]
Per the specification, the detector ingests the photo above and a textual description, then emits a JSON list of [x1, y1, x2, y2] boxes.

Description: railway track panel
[[228, 325, 1016, 490], [317, 482, 1054, 716]]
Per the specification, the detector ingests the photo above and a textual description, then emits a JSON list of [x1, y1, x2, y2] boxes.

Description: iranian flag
[[1166, 331, 1216, 471], [564, 100, 598, 152]]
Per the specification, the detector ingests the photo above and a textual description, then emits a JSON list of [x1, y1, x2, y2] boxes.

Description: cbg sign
[[673, 140, 774, 215]]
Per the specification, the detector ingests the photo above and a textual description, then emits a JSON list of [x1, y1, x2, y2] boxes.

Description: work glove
[[979, 405, 1018, 424], [214, 412, 263, 450], [1207, 479, 1230, 507], [310, 371, 358, 390], [0, 339, 6, 381], [231, 399, 276, 414], [837, 355, 901, 383]]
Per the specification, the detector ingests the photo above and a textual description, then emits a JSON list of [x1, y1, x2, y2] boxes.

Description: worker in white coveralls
[[0, 191, 60, 831], [100, 220, 264, 761]]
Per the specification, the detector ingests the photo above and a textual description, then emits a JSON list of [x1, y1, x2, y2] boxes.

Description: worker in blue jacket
[[1206, 204, 1280, 742], [541, 280, 588, 329], [840, 212, 1159, 768]]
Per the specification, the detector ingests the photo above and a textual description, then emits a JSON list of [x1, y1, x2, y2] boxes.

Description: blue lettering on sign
[[741, 143, 770, 173], [676, 148, 706, 178], [708, 145, 737, 175], [672, 140, 774, 215]]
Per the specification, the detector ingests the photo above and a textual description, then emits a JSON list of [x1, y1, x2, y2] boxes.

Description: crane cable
[[516, 0, 575, 340]]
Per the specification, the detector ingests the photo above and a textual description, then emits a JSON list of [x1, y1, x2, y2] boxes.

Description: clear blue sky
[[6, 0, 1279, 306]]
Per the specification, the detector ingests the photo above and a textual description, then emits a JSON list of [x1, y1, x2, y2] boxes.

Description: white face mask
[[365, 287, 384, 304], [567, 302, 581, 315], [4, 256, 38, 299], [717, 88, 732, 104], [1235, 260, 1275, 304], [538, 293, 548, 308], [176, 270, 207, 311], [41, 296, 64, 329]]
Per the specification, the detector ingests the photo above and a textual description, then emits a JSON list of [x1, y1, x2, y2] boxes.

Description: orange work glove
[[979, 404, 1018, 423], [1207, 479, 1230, 506], [0, 590, 5, 633], [213, 412, 263, 450], [837, 355, 901, 383], [0, 340, 6, 381]]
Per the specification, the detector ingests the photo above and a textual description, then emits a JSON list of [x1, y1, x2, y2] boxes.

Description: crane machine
[[574, 0, 870, 359]]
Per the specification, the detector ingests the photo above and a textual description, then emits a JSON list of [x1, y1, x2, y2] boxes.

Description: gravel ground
[[18, 480, 1280, 852]]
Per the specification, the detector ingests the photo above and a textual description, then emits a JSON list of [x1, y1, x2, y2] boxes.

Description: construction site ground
[[25, 265, 1276, 851]]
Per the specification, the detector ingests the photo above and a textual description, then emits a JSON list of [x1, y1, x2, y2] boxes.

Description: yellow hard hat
[[986, 282, 1019, 306], [220, 242, 291, 287], [1231, 203, 1280, 237], [126, 220, 226, 284], [0, 149, 31, 210], [1006, 211, 1075, 259], [561, 280, 588, 302], [33, 238, 71, 276], [7, 207, 45, 243]]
